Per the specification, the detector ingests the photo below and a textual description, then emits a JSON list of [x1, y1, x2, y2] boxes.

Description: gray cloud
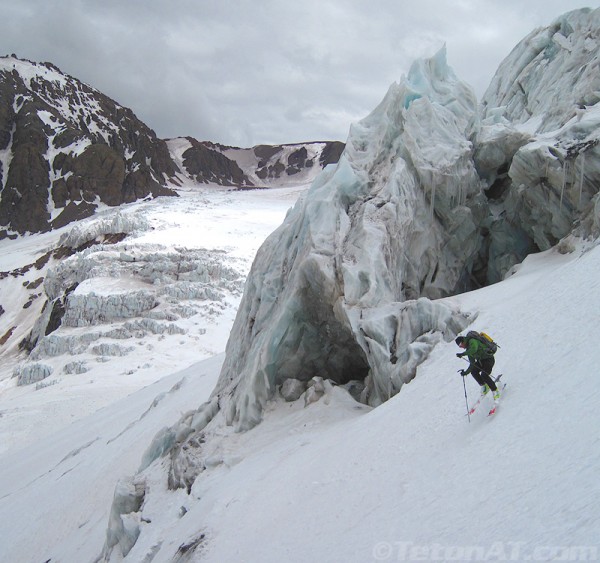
[[1, 0, 595, 146]]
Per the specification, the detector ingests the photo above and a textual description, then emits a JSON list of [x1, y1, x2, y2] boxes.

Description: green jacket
[[459, 337, 494, 373]]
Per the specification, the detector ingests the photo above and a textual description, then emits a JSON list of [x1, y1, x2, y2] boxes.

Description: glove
[[459, 370, 467, 376], [456, 353, 463, 358]]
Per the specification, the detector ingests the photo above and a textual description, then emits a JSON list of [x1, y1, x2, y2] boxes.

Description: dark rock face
[[319, 141, 345, 166], [286, 147, 309, 175], [255, 144, 309, 180], [173, 139, 346, 187], [252, 141, 345, 182], [254, 145, 283, 162], [181, 139, 253, 186], [0, 56, 179, 234]]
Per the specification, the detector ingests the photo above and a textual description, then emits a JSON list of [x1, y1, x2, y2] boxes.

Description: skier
[[455, 335, 500, 402]]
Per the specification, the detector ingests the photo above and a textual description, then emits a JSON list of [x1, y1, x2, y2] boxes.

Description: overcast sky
[[1, 1, 597, 147]]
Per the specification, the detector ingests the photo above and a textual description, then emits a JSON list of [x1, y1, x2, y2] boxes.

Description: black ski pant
[[470, 357, 496, 391]]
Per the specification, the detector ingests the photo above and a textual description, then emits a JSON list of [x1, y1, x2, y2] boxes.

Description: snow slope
[[0, 185, 302, 454], [1, 214, 598, 562], [124, 238, 600, 563], [0, 355, 222, 563]]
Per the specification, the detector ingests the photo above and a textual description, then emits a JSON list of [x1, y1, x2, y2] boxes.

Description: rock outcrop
[[0, 56, 178, 235], [178, 138, 253, 186], [168, 137, 346, 188]]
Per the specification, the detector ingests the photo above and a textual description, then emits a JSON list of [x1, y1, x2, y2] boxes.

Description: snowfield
[[0, 183, 598, 562], [0, 185, 303, 453]]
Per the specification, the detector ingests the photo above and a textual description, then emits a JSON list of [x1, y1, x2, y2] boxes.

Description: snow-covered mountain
[[0, 56, 179, 234], [1, 7, 600, 563], [0, 56, 344, 235], [167, 137, 344, 189], [0, 56, 344, 422]]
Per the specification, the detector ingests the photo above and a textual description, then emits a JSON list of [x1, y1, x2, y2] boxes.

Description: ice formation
[[100, 476, 147, 559], [477, 7, 600, 253], [14, 212, 246, 380], [14, 362, 53, 386], [209, 9, 600, 431], [205, 48, 478, 430], [98, 9, 600, 559]]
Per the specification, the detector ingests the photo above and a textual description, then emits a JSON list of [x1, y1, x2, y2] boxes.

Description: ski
[[468, 394, 485, 415], [465, 381, 506, 417], [488, 383, 507, 416], [467, 382, 504, 415]]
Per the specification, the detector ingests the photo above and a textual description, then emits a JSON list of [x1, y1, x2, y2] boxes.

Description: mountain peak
[[0, 55, 178, 235], [0, 56, 344, 235]]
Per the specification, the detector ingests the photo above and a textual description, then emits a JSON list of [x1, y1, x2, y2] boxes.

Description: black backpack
[[466, 330, 498, 355]]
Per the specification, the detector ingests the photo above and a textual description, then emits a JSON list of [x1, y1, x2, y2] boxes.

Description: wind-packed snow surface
[[1, 226, 599, 563]]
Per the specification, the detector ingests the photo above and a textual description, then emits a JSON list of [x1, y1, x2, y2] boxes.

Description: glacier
[[10, 7, 596, 560], [205, 8, 600, 433], [10, 203, 249, 388], [209, 47, 483, 431]]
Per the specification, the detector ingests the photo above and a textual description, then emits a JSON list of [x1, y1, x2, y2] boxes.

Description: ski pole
[[459, 370, 471, 423]]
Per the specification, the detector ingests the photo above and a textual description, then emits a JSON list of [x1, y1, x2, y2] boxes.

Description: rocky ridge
[[167, 137, 344, 188], [0, 56, 179, 235], [0, 55, 345, 236]]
